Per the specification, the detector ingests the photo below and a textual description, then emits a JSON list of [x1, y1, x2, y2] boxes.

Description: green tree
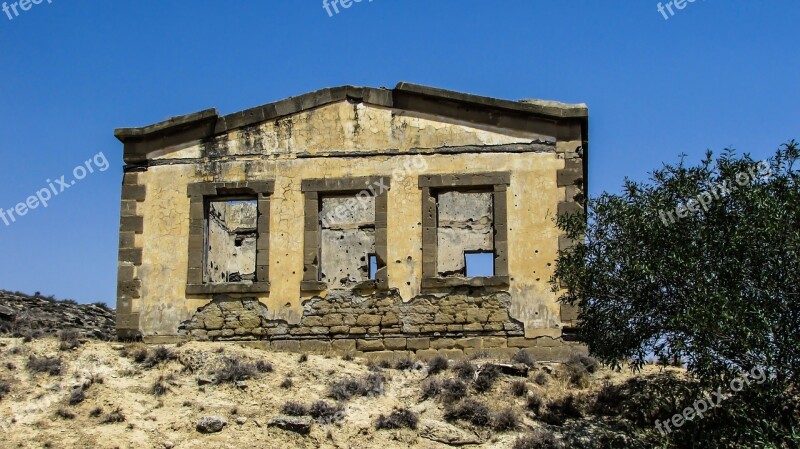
[[553, 141, 800, 447]]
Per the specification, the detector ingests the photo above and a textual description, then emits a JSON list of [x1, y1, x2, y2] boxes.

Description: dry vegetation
[[0, 338, 683, 448]]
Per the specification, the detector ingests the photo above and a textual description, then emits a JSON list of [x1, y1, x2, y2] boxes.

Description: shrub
[[453, 360, 476, 381], [510, 380, 528, 397], [58, 329, 81, 351], [213, 356, 257, 384], [281, 401, 309, 416], [342, 353, 354, 362], [552, 142, 800, 446], [0, 380, 10, 399], [444, 398, 491, 426], [566, 353, 600, 374], [512, 429, 564, 449], [298, 354, 308, 364], [69, 388, 85, 405], [328, 372, 385, 400], [441, 378, 468, 402], [427, 356, 448, 375], [533, 371, 549, 386], [89, 407, 103, 418], [309, 400, 344, 424], [526, 391, 544, 414], [101, 408, 126, 424], [563, 357, 592, 388], [55, 408, 75, 420], [132, 348, 148, 364], [375, 408, 418, 430], [26, 356, 62, 376], [141, 346, 177, 368], [377, 360, 391, 369], [420, 379, 441, 401], [280, 378, 293, 389], [150, 375, 171, 396], [474, 364, 501, 393], [255, 360, 273, 373], [512, 350, 536, 368], [468, 351, 490, 361], [394, 358, 414, 370], [540, 394, 583, 426], [491, 408, 519, 431]]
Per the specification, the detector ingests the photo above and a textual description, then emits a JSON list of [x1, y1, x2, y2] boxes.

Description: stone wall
[[177, 289, 586, 361]]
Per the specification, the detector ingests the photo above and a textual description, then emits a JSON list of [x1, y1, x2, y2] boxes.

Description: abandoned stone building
[[114, 82, 588, 361]]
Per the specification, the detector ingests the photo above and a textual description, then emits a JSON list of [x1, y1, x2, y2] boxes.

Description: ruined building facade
[[114, 83, 588, 360]]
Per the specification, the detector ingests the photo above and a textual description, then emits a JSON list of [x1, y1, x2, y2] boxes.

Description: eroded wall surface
[[120, 100, 585, 358]]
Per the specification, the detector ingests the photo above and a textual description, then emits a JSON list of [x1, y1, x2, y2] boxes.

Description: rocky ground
[[0, 291, 115, 341], [0, 335, 680, 449]]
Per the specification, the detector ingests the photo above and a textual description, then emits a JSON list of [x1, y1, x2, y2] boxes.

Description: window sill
[[186, 282, 270, 295], [421, 276, 510, 289]]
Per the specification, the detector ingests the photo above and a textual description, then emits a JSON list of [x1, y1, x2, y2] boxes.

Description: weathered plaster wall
[[436, 191, 494, 276], [133, 101, 569, 342]]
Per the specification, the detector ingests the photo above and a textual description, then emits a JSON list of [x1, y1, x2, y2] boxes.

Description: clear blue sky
[[0, 1, 797, 304]]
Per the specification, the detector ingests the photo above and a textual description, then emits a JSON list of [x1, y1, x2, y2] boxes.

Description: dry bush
[[255, 360, 273, 373], [444, 398, 491, 426], [58, 329, 81, 351], [280, 377, 293, 389], [474, 364, 501, 393], [150, 375, 173, 396], [453, 360, 476, 380], [375, 408, 418, 430], [512, 350, 536, 368], [328, 372, 385, 400], [421, 378, 442, 400], [281, 401, 309, 416], [26, 356, 62, 376], [427, 356, 448, 375], [89, 407, 103, 418], [298, 354, 308, 364], [526, 390, 544, 414], [101, 408, 126, 424], [0, 380, 10, 399], [213, 356, 257, 384], [309, 400, 344, 424], [534, 371, 549, 386], [141, 346, 177, 369], [511, 380, 528, 397], [512, 429, 564, 449], [540, 393, 583, 426], [394, 358, 414, 370], [55, 408, 75, 420], [563, 353, 600, 388], [491, 407, 520, 431]]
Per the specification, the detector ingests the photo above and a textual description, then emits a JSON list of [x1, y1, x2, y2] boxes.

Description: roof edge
[[115, 83, 589, 164]]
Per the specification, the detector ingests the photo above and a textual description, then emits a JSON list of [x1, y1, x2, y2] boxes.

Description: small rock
[[111, 344, 125, 350], [196, 416, 227, 433], [268, 415, 313, 435], [419, 419, 481, 445], [235, 381, 248, 389], [197, 377, 215, 386], [163, 443, 174, 449], [235, 417, 247, 425]]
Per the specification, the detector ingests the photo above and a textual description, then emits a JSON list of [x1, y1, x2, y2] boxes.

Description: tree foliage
[[552, 141, 800, 447]]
